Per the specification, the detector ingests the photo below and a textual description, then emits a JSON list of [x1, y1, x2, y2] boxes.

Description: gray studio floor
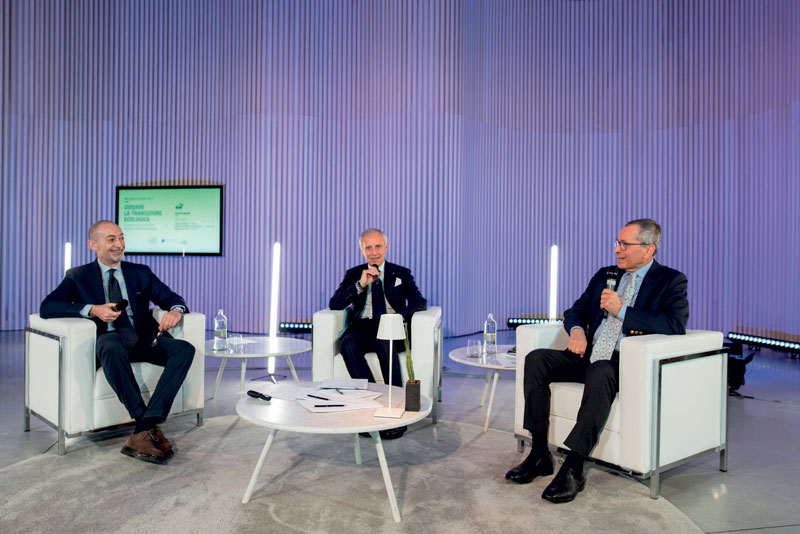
[[1, 328, 799, 534]]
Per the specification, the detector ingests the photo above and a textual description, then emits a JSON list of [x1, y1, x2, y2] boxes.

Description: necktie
[[590, 273, 638, 363], [108, 269, 139, 347], [371, 274, 387, 319]]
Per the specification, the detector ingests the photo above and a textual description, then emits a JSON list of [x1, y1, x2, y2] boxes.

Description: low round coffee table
[[237, 383, 431, 522], [448, 344, 516, 431], [205, 336, 310, 398]]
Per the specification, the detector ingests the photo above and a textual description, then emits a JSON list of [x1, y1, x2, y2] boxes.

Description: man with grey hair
[[41, 220, 194, 464], [505, 218, 689, 503], [329, 228, 427, 439]]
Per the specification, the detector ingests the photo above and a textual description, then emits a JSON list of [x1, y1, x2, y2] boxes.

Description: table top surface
[[205, 336, 311, 359], [236, 383, 432, 434], [448, 344, 517, 370]]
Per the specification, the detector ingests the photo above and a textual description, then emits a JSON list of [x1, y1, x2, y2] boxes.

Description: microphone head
[[605, 266, 620, 289], [112, 299, 129, 312]]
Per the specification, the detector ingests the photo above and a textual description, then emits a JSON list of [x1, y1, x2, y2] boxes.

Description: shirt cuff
[[80, 304, 93, 318], [569, 326, 585, 335], [170, 305, 186, 314], [617, 305, 628, 321]]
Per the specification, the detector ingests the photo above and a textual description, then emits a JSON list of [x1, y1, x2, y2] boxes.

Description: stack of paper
[[246, 380, 383, 413]]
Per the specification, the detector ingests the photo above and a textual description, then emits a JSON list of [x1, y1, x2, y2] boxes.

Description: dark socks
[[134, 416, 161, 434], [527, 432, 550, 461], [564, 451, 585, 471]]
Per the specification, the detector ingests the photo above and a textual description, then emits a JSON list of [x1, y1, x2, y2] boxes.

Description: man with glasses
[[505, 218, 689, 503]]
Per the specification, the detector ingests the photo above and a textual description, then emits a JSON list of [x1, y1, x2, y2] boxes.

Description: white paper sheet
[[319, 378, 369, 390]]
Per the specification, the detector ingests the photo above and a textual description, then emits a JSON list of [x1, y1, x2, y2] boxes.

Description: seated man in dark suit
[[505, 218, 689, 503], [329, 228, 427, 439], [40, 220, 195, 464]]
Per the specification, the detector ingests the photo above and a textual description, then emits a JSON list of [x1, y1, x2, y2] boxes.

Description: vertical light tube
[[64, 242, 72, 274], [549, 245, 558, 321], [268, 242, 281, 373]]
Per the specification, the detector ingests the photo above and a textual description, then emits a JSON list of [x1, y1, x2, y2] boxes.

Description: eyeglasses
[[614, 240, 650, 251]]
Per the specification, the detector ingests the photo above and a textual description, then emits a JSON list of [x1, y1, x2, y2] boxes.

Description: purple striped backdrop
[[1, 0, 798, 341]]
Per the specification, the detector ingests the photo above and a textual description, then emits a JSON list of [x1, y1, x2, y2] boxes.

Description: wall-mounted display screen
[[115, 185, 223, 255]]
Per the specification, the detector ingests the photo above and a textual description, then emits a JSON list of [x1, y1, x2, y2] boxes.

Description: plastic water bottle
[[483, 313, 497, 354], [213, 309, 228, 350]]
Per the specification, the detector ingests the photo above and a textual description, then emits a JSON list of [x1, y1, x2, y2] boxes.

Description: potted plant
[[404, 324, 421, 411]]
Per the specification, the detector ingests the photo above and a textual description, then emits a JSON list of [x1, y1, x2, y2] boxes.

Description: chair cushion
[[94, 362, 165, 401], [550, 382, 621, 432]]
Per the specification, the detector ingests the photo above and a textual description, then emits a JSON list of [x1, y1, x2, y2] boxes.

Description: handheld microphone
[[370, 264, 381, 284], [603, 267, 619, 318], [112, 299, 129, 312]]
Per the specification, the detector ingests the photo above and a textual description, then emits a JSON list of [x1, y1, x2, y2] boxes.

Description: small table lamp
[[374, 313, 406, 418]]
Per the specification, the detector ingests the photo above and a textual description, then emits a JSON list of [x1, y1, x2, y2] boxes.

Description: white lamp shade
[[376, 313, 405, 341]]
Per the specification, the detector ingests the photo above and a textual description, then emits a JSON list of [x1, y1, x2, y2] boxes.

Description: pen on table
[[307, 394, 330, 401], [315, 404, 344, 408], [335, 388, 343, 395]]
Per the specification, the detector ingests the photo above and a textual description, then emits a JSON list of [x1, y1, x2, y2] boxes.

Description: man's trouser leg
[[338, 319, 379, 382], [96, 333, 147, 420], [562, 359, 620, 456], [129, 337, 195, 423], [522, 348, 588, 438]]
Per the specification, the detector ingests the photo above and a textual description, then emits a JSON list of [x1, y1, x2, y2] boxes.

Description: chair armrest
[[28, 314, 98, 433], [312, 309, 345, 381], [618, 330, 725, 472], [152, 309, 205, 408], [410, 306, 442, 400], [514, 323, 568, 437]]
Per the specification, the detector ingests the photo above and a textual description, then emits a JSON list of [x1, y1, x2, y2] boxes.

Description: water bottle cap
[[488, 313, 494, 319], [218, 309, 224, 314]]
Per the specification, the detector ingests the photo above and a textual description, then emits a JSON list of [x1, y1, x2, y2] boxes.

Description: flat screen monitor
[[115, 185, 223, 255]]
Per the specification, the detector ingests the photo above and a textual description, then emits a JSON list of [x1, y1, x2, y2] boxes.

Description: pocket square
[[394, 278, 403, 287]]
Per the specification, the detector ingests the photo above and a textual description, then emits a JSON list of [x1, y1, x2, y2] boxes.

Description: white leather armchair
[[25, 310, 205, 454], [513, 323, 727, 498], [312, 307, 442, 422]]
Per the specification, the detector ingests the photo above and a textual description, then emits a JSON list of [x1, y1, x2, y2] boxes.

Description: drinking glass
[[466, 339, 481, 358]]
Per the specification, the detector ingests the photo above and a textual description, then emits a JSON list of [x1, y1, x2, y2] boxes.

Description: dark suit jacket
[[40, 260, 188, 338], [563, 260, 689, 350], [329, 261, 427, 325]]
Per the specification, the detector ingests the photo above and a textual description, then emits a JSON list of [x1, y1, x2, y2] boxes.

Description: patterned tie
[[108, 269, 139, 347], [590, 273, 638, 363], [370, 272, 387, 319]]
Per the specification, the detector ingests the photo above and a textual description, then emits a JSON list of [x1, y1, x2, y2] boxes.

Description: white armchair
[[25, 310, 205, 454], [312, 307, 442, 421], [514, 323, 727, 498]]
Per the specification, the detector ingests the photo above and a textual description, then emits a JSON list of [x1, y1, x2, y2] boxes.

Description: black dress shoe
[[505, 451, 554, 484], [541, 463, 586, 503]]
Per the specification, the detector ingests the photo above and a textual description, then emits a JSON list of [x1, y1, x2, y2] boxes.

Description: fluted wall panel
[[2, 0, 798, 343]]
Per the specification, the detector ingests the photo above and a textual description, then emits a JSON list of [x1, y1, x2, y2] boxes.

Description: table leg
[[480, 370, 491, 406], [371, 431, 401, 522], [240, 358, 248, 393], [286, 355, 299, 383], [211, 357, 228, 399], [353, 434, 362, 465], [242, 428, 278, 504], [484, 370, 500, 432]]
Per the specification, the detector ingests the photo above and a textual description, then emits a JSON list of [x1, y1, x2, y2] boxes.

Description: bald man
[[41, 220, 194, 464]]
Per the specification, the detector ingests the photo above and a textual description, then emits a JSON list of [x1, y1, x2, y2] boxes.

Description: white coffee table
[[448, 344, 516, 431], [205, 336, 309, 398], [236, 383, 431, 522]]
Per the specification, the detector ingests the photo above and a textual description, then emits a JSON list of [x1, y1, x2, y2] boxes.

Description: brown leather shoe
[[151, 425, 174, 457], [121, 430, 165, 464]]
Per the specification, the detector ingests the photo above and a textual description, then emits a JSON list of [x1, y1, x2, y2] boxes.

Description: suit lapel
[[87, 261, 106, 304], [383, 263, 397, 299], [633, 261, 662, 308], [120, 262, 138, 314]]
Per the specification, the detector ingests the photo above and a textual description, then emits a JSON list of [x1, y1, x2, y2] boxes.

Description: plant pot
[[405, 380, 420, 412]]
